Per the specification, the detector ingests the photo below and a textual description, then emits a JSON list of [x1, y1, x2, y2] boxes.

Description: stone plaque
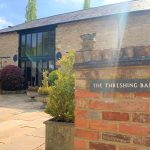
[[90, 78, 150, 92]]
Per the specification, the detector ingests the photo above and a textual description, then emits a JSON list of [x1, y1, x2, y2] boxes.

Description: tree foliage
[[48, 70, 58, 86], [45, 52, 75, 122], [38, 70, 50, 95], [25, 0, 37, 22], [83, 0, 91, 9]]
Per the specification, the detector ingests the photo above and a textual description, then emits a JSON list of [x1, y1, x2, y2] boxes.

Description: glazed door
[[20, 59, 55, 86], [31, 61, 37, 86], [37, 60, 42, 86], [26, 61, 32, 86]]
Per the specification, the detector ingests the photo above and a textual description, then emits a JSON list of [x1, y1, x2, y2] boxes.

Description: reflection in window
[[43, 61, 48, 70], [21, 61, 25, 76], [43, 32, 49, 56], [38, 60, 42, 85], [32, 33, 37, 56], [32, 61, 36, 86], [26, 61, 31, 86], [37, 32, 42, 56], [26, 34, 31, 57], [49, 60, 54, 71], [21, 35, 26, 57], [20, 30, 55, 57], [50, 30, 55, 56]]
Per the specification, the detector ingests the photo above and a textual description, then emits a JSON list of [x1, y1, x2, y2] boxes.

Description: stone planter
[[135, 46, 146, 58], [44, 120, 74, 150], [75, 51, 84, 63], [124, 47, 134, 58], [37, 94, 49, 108], [83, 50, 92, 62], [37, 94, 48, 103], [112, 49, 121, 60], [92, 50, 102, 61], [102, 49, 112, 61], [145, 46, 150, 57], [26, 90, 38, 101]]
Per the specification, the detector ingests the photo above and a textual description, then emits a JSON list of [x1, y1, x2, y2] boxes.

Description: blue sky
[[0, 0, 130, 29]]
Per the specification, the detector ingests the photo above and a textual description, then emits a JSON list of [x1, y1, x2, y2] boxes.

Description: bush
[[38, 86, 50, 95], [1, 65, 26, 91], [0, 69, 2, 82], [0, 69, 2, 91], [45, 52, 75, 122], [38, 70, 50, 95], [48, 70, 58, 85]]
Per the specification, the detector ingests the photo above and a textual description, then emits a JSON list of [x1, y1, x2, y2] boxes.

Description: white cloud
[[0, 17, 13, 29]]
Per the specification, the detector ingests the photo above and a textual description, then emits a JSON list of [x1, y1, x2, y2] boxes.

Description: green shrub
[[38, 87, 50, 95], [45, 52, 75, 122], [48, 70, 58, 85], [0, 69, 1, 82], [1, 65, 26, 91], [38, 70, 50, 95]]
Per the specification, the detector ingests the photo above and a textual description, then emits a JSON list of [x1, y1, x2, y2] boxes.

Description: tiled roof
[[0, 0, 150, 33]]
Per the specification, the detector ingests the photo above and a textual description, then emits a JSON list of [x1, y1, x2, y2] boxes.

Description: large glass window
[[20, 29, 55, 57], [19, 28, 56, 86], [43, 31, 49, 56], [32, 33, 37, 56], [50, 30, 55, 57], [21, 35, 26, 57], [26, 34, 31, 57], [37, 32, 42, 56], [21, 61, 25, 76]]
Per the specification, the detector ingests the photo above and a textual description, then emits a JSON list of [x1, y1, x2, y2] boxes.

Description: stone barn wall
[[56, 11, 150, 53], [0, 32, 18, 69]]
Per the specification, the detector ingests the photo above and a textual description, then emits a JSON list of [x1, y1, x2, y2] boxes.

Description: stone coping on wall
[[74, 58, 150, 69], [75, 46, 150, 69]]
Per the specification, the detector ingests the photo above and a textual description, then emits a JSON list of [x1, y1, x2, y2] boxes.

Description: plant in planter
[[38, 70, 50, 107], [44, 52, 75, 150], [48, 70, 58, 86], [38, 70, 50, 95], [26, 86, 39, 101]]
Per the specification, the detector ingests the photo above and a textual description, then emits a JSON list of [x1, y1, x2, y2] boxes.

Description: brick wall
[[74, 66, 150, 150], [56, 11, 150, 53], [0, 32, 18, 68]]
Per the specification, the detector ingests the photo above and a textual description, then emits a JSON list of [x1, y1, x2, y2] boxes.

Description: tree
[[25, 0, 37, 22], [83, 0, 91, 9], [45, 52, 75, 122]]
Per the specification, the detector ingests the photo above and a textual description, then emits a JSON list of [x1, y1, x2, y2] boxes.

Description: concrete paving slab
[[0, 94, 49, 150], [0, 133, 45, 150]]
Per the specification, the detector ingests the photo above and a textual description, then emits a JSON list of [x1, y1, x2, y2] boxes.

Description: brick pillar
[[74, 51, 150, 150]]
